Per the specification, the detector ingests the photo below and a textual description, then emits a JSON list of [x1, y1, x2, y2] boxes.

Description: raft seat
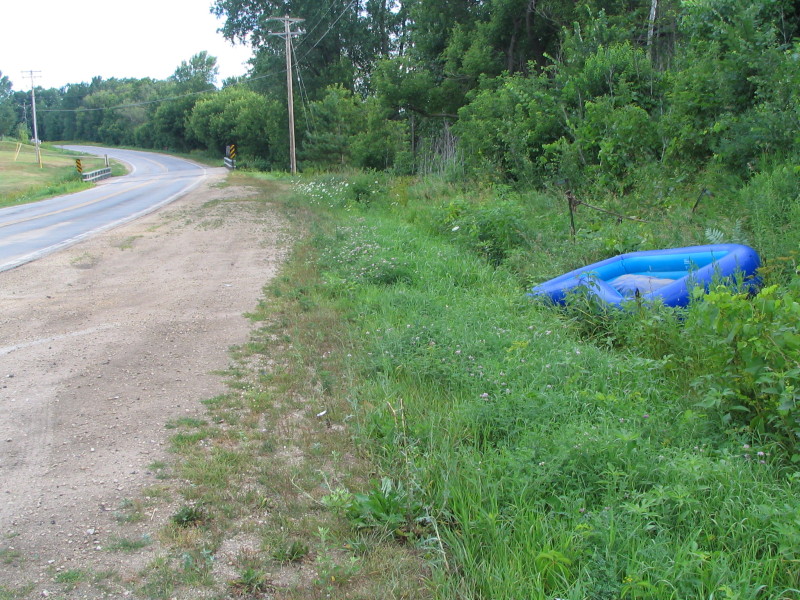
[[609, 274, 676, 296]]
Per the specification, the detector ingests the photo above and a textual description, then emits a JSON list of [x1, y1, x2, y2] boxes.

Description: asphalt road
[[0, 146, 210, 272]]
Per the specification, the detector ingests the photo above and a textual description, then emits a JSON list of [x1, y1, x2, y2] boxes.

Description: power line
[[297, 0, 358, 60], [291, 39, 315, 136], [296, 0, 340, 45]]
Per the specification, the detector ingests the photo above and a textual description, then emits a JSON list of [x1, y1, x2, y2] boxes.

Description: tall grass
[[286, 172, 800, 599]]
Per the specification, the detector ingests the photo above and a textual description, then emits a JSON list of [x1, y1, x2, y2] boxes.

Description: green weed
[[0, 584, 35, 600], [107, 534, 152, 552], [165, 417, 208, 429], [271, 539, 310, 563], [230, 566, 272, 595], [55, 569, 87, 589], [0, 547, 22, 566], [314, 554, 362, 590], [114, 498, 145, 524], [686, 282, 800, 455], [344, 477, 425, 540], [171, 505, 205, 528]]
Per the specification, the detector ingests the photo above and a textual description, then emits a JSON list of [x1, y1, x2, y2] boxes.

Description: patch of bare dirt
[[0, 169, 289, 597]]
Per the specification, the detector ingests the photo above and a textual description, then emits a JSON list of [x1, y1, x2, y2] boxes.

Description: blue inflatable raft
[[529, 243, 760, 307]]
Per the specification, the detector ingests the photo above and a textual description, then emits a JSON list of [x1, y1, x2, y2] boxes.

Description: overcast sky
[[1, 0, 253, 91]]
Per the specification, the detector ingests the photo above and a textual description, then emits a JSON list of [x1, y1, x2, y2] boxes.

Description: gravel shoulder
[[0, 169, 289, 595]]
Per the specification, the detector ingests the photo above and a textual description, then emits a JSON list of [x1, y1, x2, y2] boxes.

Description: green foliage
[[301, 85, 362, 168], [574, 100, 660, 192], [299, 85, 409, 172], [213, 0, 400, 100], [455, 72, 561, 182], [0, 71, 16, 137], [445, 197, 531, 266], [149, 95, 199, 152], [230, 566, 271, 594], [8, 0, 799, 191], [351, 98, 409, 171], [343, 478, 425, 539], [187, 86, 284, 162], [170, 51, 219, 90], [686, 283, 800, 455], [271, 539, 309, 563], [373, 57, 443, 118], [456, 38, 664, 188], [15, 122, 30, 143], [740, 164, 800, 271], [663, 1, 793, 169], [346, 171, 387, 205], [171, 505, 205, 527]]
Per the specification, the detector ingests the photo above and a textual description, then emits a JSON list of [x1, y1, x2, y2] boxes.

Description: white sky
[[1, 0, 253, 91]]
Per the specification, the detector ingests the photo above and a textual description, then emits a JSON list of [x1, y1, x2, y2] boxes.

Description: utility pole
[[22, 70, 43, 168], [268, 16, 304, 175]]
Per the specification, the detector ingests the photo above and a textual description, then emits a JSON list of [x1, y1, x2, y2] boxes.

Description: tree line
[[2, 0, 800, 192]]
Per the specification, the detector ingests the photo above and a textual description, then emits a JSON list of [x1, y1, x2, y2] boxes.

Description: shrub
[[686, 281, 800, 456], [447, 198, 531, 266]]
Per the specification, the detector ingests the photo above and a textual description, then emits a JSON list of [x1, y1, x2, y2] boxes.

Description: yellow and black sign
[[75, 159, 83, 174], [229, 144, 236, 159]]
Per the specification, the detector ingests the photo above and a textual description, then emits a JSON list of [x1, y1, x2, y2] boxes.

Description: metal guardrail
[[82, 167, 112, 182], [224, 157, 236, 170]]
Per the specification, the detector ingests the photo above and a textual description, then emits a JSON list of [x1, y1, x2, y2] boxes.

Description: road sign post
[[75, 159, 83, 174], [224, 145, 237, 169]]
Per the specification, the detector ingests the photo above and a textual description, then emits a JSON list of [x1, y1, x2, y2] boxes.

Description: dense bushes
[[453, 2, 800, 204], [187, 87, 286, 165], [454, 38, 664, 188], [687, 283, 800, 455]]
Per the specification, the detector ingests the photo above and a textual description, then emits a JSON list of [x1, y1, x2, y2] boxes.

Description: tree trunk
[[508, 28, 518, 73], [647, 0, 659, 63]]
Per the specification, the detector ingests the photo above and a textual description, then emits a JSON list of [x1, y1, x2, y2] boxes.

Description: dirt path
[[0, 169, 288, 595]]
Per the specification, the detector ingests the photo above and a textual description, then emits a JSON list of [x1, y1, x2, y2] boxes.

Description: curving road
[[0, 146, 210, 272]]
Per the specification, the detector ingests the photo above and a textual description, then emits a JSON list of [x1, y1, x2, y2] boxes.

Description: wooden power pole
[[22, 70, 43, 168], [268, 16, 304, 175]]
